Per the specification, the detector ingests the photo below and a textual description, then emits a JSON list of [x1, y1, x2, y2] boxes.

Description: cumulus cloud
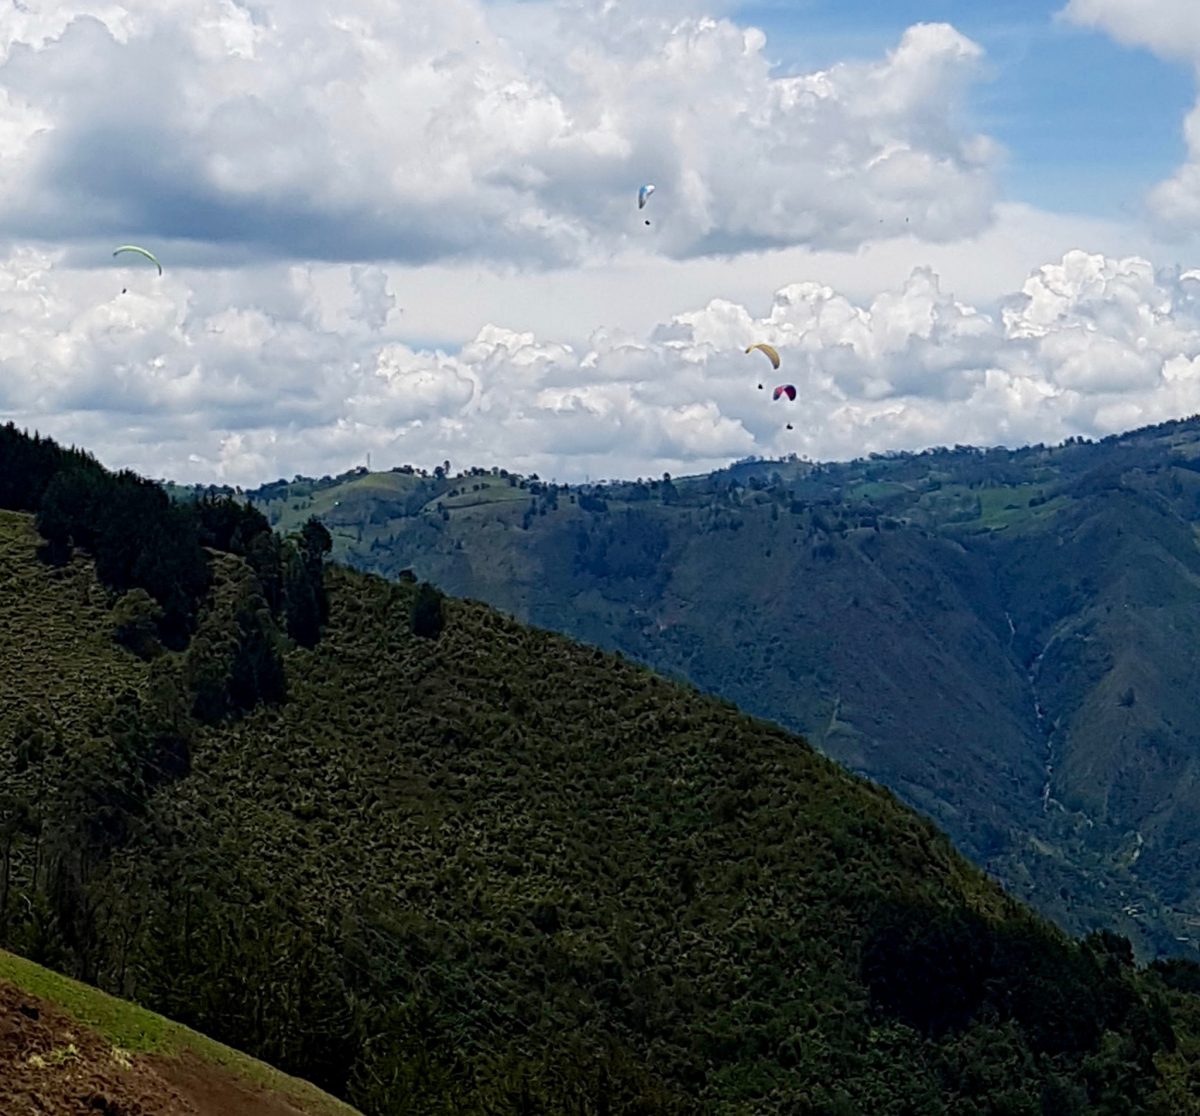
[[0, 1, 997, 264], [1062, 0, 1200, 237], [1062, 0, 1200, 62], [6, 247, 1200, 485]]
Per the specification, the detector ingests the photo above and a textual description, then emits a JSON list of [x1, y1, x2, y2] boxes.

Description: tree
[[246, 530, 284, 613], [195, 492, 271, 554], [410, 581, 445, 639], [184, 630, 236, 724], [35, 468, 102, 559], [186, 577, 287, 721], [111, 589, 164, 660], [299, 517, 332, 569], [143, 657, 193, 781], [228, 584, 288, 712], [284, 543, 322, 647], [284, 517, 332, 646]]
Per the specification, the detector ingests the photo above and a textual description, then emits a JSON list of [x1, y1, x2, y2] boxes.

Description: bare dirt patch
[[149, 1050, 311, 1116], [0, 978, 331, 1115]]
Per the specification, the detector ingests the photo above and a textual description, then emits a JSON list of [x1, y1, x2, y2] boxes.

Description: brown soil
[[0, 978, 332, 1115]]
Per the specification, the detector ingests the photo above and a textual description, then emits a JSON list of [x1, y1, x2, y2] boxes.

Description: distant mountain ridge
[[3, 495, 1200, 1112], [239, 416, 1200, 957], [4, 419, 1200, 1110]]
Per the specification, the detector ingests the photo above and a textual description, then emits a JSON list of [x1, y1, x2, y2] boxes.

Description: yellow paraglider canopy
[[745, 342, 780, 369]]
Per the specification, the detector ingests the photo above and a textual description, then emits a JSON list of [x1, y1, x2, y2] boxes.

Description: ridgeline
[[242, 417, 1200, 958], [2, 422, 1200, 1113]]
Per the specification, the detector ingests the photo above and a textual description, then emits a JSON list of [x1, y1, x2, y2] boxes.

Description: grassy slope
[[0, 509, 144, 727], [0, 948, 360, 1116], [0, 510, 359, 1112]]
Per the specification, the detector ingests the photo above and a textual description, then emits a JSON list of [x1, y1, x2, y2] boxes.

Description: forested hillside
[[3, 422, 1200, 1112], [243, 418, 1200, 957]]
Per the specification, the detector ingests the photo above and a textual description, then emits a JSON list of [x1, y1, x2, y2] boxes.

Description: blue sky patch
[[738, 0, 1195, 217]]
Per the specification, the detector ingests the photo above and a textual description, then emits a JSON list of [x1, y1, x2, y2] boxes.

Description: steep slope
[[242, 418, 1200, 955], [375, 495, 1039, 857], [979, 464, 1200, 923], [0, 948, 359, 1116], [2, 504, 1199, 1113], [315, 478, 1036, 814]]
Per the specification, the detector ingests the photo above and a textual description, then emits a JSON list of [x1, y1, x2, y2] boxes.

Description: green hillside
[[3, 465, 1200, 1111], [238, 419, 1200, 957], [0, 946, 359, 1115]]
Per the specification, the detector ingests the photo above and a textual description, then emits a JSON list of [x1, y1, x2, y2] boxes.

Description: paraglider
[[746, 342, 780, 389], [113, 245, 162, 275], [746, 343, 780, 370], [773, 383, 797, 430], [639, 184, 655, 225]]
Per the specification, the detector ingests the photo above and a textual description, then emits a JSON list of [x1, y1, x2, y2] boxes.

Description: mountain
[[1, 443, 1199, 1110], [239, 417, 1200, 958], [0, 946, 359, 1115]]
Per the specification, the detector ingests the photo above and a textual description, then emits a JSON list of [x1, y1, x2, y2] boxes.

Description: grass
[[433, 479, 530, 512], [847, 480, 915, 503], [0, 948, 361, 1116], [924, 484, 1070, 534], [0, 510, 145, 739]]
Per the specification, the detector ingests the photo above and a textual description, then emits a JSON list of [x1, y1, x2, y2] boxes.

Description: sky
[[6, 0, 1200, 485]]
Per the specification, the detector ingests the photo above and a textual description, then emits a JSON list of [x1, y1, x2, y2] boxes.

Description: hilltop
[[3, 427, 1200, 1110], [235, 416, 1200, 957]]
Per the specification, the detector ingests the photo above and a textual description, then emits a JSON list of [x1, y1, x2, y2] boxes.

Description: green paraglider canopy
[[112, 245, 162, 275]]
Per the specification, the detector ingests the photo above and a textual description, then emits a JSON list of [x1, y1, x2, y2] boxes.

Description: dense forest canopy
[[2, 422, 1200, 1112], [237, 414, 1200, 960]]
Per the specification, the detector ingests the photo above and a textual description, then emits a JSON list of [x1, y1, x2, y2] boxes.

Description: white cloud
[[287, 203, 1151, 352], [1062, 0, 1200, 238], [351, 343, 477, 425], [3, 2, 1197, 487], [1061, 0, 1200, 62], [0, 1, 998, 264], [348, 265, 396, 331], [5, 246, 1200, 486]]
